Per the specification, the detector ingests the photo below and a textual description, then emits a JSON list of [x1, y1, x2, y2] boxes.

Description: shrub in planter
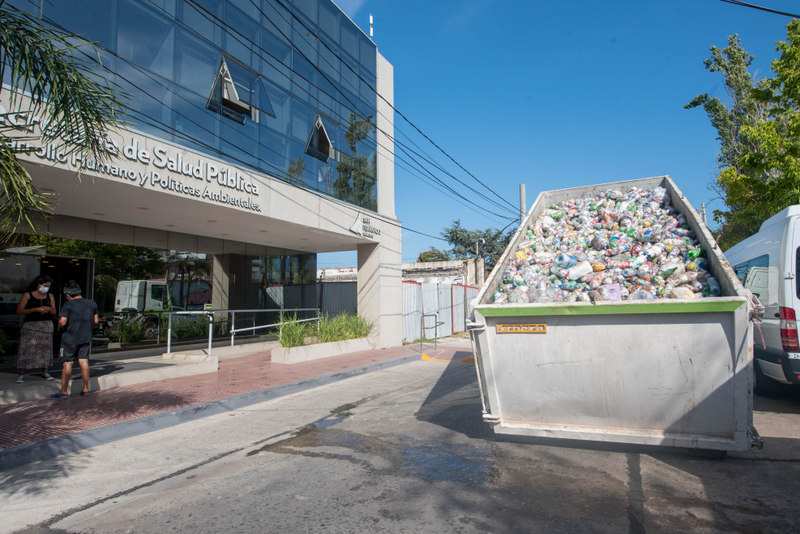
[[108, 317, 145, 344], [278, 315, 307, 348], [318, 314, 372, 343], [173, 317, 208, 340]]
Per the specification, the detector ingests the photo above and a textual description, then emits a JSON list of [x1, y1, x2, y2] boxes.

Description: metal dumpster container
[[469, 176, 756, 451]]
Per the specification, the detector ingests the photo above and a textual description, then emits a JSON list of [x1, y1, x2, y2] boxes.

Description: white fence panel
[[452, 285, 466, 333], [402, 281, 422, 343], [402, 281, 479, 343], [421, 283, 439, 340], [437, 283, 453, 338]]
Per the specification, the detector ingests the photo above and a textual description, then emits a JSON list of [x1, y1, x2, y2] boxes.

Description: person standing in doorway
[[55, 281, 99, 398], [15, 275, 56, 383]]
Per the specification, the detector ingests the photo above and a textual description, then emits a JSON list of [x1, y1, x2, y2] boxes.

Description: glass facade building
[[0, 0, 398, 362], [30, 0, 380, 211]]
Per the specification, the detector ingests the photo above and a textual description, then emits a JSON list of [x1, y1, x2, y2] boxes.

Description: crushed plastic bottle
[[492, 186, 720, 304]]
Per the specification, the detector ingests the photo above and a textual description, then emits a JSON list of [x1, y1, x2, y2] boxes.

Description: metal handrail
[[165, 307, 321, 356], [421, 312, 443, 351], [229, 309, 320, 346]]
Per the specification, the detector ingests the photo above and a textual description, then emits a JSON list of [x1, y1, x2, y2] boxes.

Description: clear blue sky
[[318, 0, 798, 267]]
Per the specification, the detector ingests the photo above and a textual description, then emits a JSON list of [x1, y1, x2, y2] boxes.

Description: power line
[[14, 3, 500, 244], [184, 0, 518, 219], [249, 0, 519, 213], [110, 94, 452, 244], [22, 13, 451, 244], [719, 0, 800, 18], [39, 1, 514, 223]]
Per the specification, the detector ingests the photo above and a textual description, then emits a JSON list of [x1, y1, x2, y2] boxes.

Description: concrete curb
[[0, 353, 419, 469], [164, 340, 279, 362], [271, 337, 376, 364], [0, 356, 219, 406]]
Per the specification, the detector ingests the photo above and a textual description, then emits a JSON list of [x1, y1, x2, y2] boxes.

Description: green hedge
[[278, 314, 372, 348]]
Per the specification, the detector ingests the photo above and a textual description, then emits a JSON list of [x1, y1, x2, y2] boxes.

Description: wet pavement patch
[[400, 445, 493, 485], [246, 396, 496, 487]]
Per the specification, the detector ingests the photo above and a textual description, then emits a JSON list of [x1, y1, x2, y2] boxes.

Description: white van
[[726, 206, 800, 391]]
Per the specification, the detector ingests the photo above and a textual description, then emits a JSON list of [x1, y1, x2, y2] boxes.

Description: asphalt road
[[3, 350, 800, 534]]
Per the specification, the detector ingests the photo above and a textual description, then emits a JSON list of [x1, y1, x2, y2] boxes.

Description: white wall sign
[[3, 102, 263, 213]]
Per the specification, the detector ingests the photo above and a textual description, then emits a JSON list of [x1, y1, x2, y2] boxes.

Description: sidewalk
[[0, 352, 218, 405], [0, 343, 446, 453]]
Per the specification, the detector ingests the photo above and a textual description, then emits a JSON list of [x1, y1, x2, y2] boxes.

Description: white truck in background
[[113, 280, 170, 341], [115, 280, 169, 314]]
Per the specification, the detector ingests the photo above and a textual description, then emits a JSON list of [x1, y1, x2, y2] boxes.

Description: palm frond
[[0, 4, 119, 158], [0, 142, 50, 242], [0, 2, 119, 243]]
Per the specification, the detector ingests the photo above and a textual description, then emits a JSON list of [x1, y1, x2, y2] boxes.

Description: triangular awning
[[208, 57, 263, 123], [305, 115, 334, 162]]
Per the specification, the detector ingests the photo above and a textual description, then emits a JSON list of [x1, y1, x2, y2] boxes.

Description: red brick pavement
[[0, 344, 435, 451]]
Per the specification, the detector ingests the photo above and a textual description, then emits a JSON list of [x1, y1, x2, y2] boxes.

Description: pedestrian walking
[[15, 275, 56, 383], [55, 281, 99, 398]]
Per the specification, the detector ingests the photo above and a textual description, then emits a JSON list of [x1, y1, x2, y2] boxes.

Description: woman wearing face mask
[[15, 275, 56, 383]]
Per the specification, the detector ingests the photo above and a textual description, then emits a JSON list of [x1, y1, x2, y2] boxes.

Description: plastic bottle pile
[[492, 186, 722, 304]]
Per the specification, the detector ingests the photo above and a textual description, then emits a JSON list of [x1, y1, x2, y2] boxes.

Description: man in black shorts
[[56, 281, 99, 398]]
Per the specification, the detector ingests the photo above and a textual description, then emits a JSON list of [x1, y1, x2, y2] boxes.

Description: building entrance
[[0, 235, 328, 371], [0, 251, 94, 370]]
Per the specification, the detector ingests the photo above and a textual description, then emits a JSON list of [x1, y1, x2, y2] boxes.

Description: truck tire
[[143, 319, 159, 340]]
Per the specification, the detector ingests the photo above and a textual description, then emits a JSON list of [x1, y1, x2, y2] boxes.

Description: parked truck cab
[[726, 206, 800, 390], [115, 280, 169, 314]]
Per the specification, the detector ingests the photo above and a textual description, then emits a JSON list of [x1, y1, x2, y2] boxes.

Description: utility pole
[[475, 237, 485, 259], [519, 183, 527, 225], [700, 202, 707, 225]]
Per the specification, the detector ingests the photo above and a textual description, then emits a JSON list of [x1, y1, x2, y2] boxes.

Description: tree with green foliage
[[687, 21, 800, 249], [287, 157, 305, 181], [18, 235, 167, 313], [442, 220, 512, 271], [0, 1, 119, 243], [335, 113, 376, 209], [416, 247, 451, 263], [23, 235, 166, 279]]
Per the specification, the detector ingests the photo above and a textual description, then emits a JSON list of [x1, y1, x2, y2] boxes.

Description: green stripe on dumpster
[[476, 300, 744, 317]]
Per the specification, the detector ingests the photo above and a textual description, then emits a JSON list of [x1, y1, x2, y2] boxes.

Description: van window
[[734, 255, 770, 303], [797, 248, 800, 299]]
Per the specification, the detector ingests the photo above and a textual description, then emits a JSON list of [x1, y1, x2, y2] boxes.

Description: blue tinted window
[[360, 34, 375, 74], [174, 29, 217, 95], [292, 0, 316, 23], [117, 0, 175, 79], [228, 0, 257, 18], [224, 2, 259, 66], [172, 84, 219, 148], [318, 1, 338, 41], [179, 0, 220, 45], [145, 0, 176, 16], [44, 0, 115, 49], [339, 18, 357, 58], [44, 0, 379, 211], [261, 26, 292, 69]]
